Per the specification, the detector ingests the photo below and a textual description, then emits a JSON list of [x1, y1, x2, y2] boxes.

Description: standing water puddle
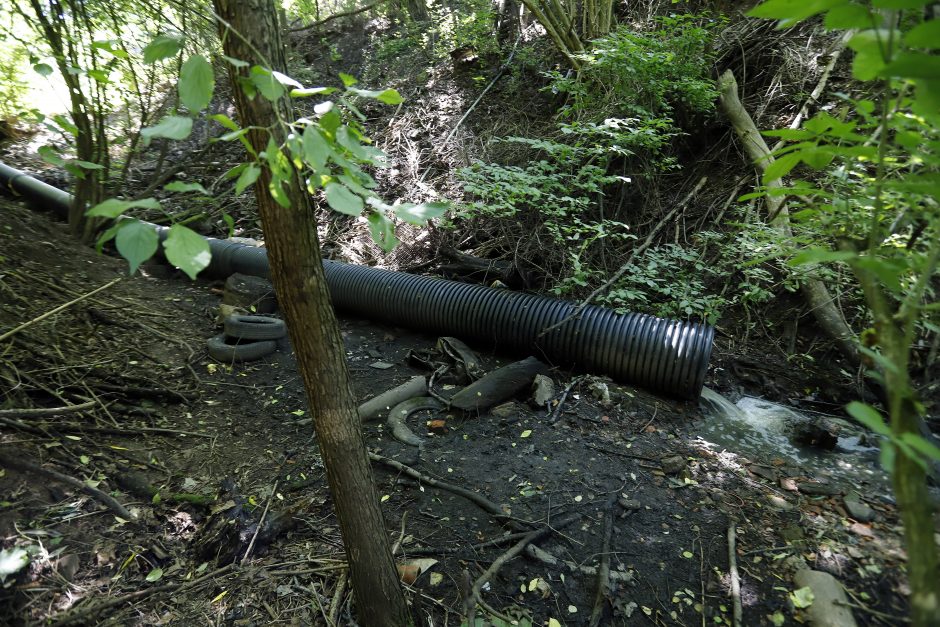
[[697, 387, 887, 490]]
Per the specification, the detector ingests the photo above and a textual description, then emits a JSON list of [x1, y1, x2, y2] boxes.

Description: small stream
[[696, 387, 888, 490]]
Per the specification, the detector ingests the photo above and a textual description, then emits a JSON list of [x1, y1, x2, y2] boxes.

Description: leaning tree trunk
[[718, 70, 859, 364], [211, 2, 412, 625]]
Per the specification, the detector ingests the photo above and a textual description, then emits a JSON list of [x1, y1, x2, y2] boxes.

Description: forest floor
[[0, 196, 917, 626]]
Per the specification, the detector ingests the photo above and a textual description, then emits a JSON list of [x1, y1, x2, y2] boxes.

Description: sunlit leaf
[[325, 183, 363, 215], [145, 567, 163, 582], [163, 224, 211, 280], [164, 181, 210, 195], [368, 211, 399, 251], [789, 248, 855, 266], [86, 197, 161, 219], [179, 54, 215, 112], [235, 163, 262, 196], [846, 402, 891, 436], [141, 116, 193, 141], [790, 586, 814, 609], [143, 33, 183, 64], [115, 219, 159, 275], [0, 547, 30, 582]]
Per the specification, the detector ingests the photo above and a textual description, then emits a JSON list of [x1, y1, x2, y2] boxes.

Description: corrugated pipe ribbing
[[0, 161, 714, 399]]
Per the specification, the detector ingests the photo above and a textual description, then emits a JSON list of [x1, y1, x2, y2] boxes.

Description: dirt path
[[0, 198, 910, 625]]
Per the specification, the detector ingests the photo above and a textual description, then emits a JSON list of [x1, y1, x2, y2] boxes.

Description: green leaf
[[880, 440, 896, 473], [335, 126, 369, 160], [33, 62, 54, 77], [92, 39, 128, 59], [86, 197, 161, 219], [249, 66, 284, 101], [748, 0, 847, 24], [95, 222, 123, 252], [179, 54, 215, 112], [164, 181, 210, 195], [268, 174, 292, 208], [0, 547, 30, 582], [223, 163, 249, 180], [272, 71, 302, 88], [846, 402, 891, 436], [325, 183, 363, 215], [38, 145, 65, 166], [880, 52, 940, 79], [141, 116, 193, 141], [163, 224, 211, 280], [789, 248, 855, 265], [789, 586, 815, 609], [762, 152, 801, 183], [824, 2, 872, 29], [115, 219, 159, 275], [142, 34, 183, 64], [905, 20, 940, 49], [319, 108, 341, 135], [872, 0, 931, 8], [218, 129, 249, 142], [302, 125, 331, 172], [222, 55, 249, 68], [899, 433, 940, 462], [347, 86, 403, 104], [210, 113, 239, 131], [339, 73, 358, 87], [53, 114, 79, 136], [377, 88, 403, 105], [87, 69, 110, 83], [853, 255, 905, 293], [290, 86, 337, 97], [395, 201, 448, 224], [235, 163, 262, 196], [368, 211, 399, 252], [145, 567, 164, 582], [848, 30, 893, 80], [799, 148, 834, 170]]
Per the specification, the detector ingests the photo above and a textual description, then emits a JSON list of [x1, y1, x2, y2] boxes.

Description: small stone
[[843, 496, 875, 523], [491, 401, 524, 419], [589, 381, 612, 407], [766, 494, 794, 511], [797, 481, 842, 496], [531, 374, 555, 407], [749, 464, 778, 482], [369, 361, 394, 370], [660, 455, 686, 475]]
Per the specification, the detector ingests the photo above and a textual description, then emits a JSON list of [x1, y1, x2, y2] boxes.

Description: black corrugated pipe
[[0, 161, 714, 399]]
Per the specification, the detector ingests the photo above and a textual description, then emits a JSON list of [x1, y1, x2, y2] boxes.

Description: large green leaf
[[143, 34, 183, 64], [846, 402, 891, 436], [368, 212, 399, 252], [163, 224, 211, 280], [880, 52, 940, 79], [141, 116, 193, 141], [179, 54, 214, 112], [115, 219, 159, 275], [86, 197, 161, 219], [164, 181, 210, 195], [291, 86, 337, 98], [789, 248, 856, 266], [325, 183, 363, 215], [302, 126, 331, 172], [905, 20, 940, 49], [824, 2, 872, 29], [346, 86, 404, 105], [748, 0, 847, 24], [249, 66, 284, 101], [235, 163, 262, 195]]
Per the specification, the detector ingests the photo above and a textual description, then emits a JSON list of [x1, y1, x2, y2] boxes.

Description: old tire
[[223, 314, 287, 341], [207, 334, 276, 362]]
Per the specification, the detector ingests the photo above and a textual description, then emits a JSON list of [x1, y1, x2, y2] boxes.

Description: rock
[[491, 401, 525, 419], [660, 455, 686, 475], [223, 273, 277, 313], [766, 494, 794, 511], [780, 525, 805, 544], [589, 381, 612, 407], [427, 419, 448, 434], [793, 569, 858, 627], [531, 374, 555, 407], [843, 495, 875, 523], [797, 480, 842, 496], [748, 464, 778, 482]]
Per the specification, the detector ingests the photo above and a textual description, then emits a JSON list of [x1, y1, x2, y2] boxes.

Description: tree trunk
[[718, 69, 859, 363], [211, 2, 412, 625]]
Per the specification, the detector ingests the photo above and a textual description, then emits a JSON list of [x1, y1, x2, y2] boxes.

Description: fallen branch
[[718, 69, 858, 362], [289, 0, 390, 32], [728, 522, 743, 627], [0, 277, 121, 343], [464, 512, 581, 622], [52, 563, 235, 625], [588, 499, 615, 627], [0, 452, 134, 521], [549, 376, 585, 424], [0, 400, 97, 419], [242, 480, 278, 564], [369, 452, 515, 523]]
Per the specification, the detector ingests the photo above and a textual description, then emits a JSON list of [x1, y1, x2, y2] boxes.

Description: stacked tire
[[207, 315, 287, 362]]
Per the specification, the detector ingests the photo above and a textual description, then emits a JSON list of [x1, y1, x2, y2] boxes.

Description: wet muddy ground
[[0, 198, 916, 625]]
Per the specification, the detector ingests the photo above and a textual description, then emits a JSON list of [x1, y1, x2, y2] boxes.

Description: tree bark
[[718, 70, 859, 363], [211, 2, 411, 625]]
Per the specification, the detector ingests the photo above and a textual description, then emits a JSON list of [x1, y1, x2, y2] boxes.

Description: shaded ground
[[0, 196, 917, 626]]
